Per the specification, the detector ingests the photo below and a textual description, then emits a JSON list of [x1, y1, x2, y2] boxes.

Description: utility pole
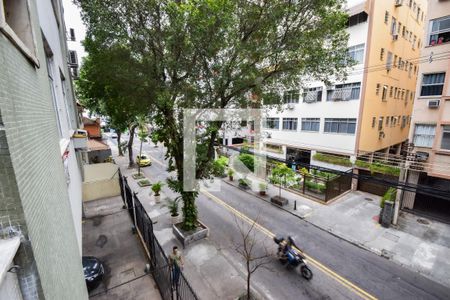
[[393, 143, 413, 225]]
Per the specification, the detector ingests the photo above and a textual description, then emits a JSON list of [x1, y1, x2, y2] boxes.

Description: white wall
[[263, 13, 369, 157], [37, 0, 83, 253], [62, 0, 87, 64]]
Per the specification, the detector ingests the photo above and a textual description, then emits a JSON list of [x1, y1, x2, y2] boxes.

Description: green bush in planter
[[381, 187, 397, 208], [238, 178, 251, 187], [305, 180, 326, 193]]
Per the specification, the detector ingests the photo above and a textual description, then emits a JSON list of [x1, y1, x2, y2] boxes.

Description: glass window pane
[[441, 132, 450, 150]]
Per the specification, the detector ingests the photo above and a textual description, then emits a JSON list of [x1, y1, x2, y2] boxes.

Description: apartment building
[[403, 0, 450, 222], [261, 0, 426, 174], [0, 0, 87, 299]]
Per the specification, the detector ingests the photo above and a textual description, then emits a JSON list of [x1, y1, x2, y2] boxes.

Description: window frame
[[441, 125, 450, 150], [429, 16, 450, 46], [282, 118, 298, 131], [263, 117, 280, 130], [324, 118, 357, 135], [283, 90, 300, 104], [301, 118, 320, 132], [413, 124, 436, 148], [420, 73, 446, 96], [0, 0, 39, 66]]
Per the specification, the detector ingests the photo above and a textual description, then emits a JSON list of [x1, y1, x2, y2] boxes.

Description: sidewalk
[[113, 151, 259, 300], [83, 196, 161, 300], [224, 176, 450, 288]]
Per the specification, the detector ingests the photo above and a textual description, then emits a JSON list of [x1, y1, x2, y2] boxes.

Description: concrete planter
[[171, 214, 180, 225], [238, 183, 250, 190], [270, 195, 288, 206], [173, 220, 209, 248]]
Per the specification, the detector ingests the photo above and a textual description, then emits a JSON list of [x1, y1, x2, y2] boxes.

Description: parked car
[[136, 154, 152, 167], [82, 256, 104, 291]]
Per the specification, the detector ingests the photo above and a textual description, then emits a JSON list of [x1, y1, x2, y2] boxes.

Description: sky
[[62, 0, 87, 64]]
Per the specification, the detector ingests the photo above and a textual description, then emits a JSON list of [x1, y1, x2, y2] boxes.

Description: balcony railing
[[303, 91, 319, 103], [329, 88, 352, 101]]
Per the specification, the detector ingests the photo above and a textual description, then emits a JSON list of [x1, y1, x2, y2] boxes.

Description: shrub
[[355, 160, 400, 177], [238, 178, 251, 187], [227, 168, 235, 177], [305, 180, 326, 193], [213, 160, 226, 176], [259, 183, 267, 191], [152, 181, 164, 195], [167, 198, 180, 216], [381, 187, 397, 208], [313, 153, 352, 167], [237, 154, 255, 172]]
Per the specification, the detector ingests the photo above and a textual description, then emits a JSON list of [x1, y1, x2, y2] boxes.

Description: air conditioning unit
[[286, 103, 295, 110], [428, 99, 440, 108], [415, 151, 429, 161], [395, 0, 403, 7], [392, 34, 399, 41]]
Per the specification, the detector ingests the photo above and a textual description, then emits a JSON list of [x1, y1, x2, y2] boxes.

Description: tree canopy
[[76, 0, 350, 230]]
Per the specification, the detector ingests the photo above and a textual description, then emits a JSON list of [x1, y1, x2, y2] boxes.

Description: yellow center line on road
[[201, 189, 378, 300], [143, 151, 377, 300]]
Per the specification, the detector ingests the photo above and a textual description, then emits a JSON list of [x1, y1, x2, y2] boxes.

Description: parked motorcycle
[[274, 235, 313, 280]]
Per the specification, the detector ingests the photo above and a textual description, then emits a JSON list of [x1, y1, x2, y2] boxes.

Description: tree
[[76, 44, 153, 166], [234, 215, 272, 300], [76, 0, 350, 231], [271, 163, 296, 198]]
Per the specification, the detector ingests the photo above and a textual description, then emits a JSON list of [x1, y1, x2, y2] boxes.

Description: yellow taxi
[[136, 154, 152, 167]]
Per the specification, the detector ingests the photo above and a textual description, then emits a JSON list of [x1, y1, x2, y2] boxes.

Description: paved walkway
[[224, 176, 450, 288], [83, 196, 161, 300]]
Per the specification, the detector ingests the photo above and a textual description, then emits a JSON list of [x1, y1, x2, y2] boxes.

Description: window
[[378, 117, 384, 130], [386, 51, 393, 70], [263, 118, 279, 129], [417, 8, 421, 21], [401, 116, 406, 128], [386, 117, 389, 126], [324, 118, 356, 134], [402, 26, 406, 38], [376, 84, 380, 95], [372, 117, 376, 128], [420, 73, 445, 96], [429, 16, 450, 45], [380, 48, 384, 60], [0, 0, 38, 64], [283, 90, 300, 103], [405, 90, 410, 101], [408, 0, 412, 7], [348, 44, 365, 64], [382, 85, 388, 101], [45, 39, 63, 138], [265, 143, 282, 153], [413, 35, 416, 49], [69, 28, 76, 41], [398, 57, 402, 69], [347, 12, 368, 27], [327, 82, 361, 101], [282, 118, 297, 131], [391, 17, 397, 35], [385, 11, 389, 24], [303, 87, 323, 103], [394, 55, 398, 67], [390, 86, 393, 98], [441, 126, 450, 150], [394, 87, 398, 99], [301, 118, 320, 132], [398, 22, 402, 34], [68, 50, 78, 66], [409, 63, 412, 77], [413, 124, 436, 147]]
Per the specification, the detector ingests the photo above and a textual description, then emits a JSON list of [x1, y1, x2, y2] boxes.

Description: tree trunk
[[117, 131, 123, 156], [247, 261, 251, 300], [181, 191, 198, 231], [128, 124, 137, 167], [138, 139, 143, 175]]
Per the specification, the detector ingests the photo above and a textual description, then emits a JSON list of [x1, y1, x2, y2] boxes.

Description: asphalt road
[[111, 136, 450, 300]]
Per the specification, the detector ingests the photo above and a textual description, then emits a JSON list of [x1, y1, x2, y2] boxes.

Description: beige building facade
[[403, 0, 450, 221]]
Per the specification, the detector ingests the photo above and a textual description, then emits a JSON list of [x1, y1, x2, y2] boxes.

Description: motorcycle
[[274, 235, 313, 280]]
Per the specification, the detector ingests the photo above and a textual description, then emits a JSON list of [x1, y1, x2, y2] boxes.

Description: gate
[[119, 172, 198, 300]]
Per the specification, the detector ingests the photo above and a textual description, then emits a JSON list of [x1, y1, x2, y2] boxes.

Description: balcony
[[329, 88, 352, 101], [303, 91, 319, 103], [72, 129, 88, 150]]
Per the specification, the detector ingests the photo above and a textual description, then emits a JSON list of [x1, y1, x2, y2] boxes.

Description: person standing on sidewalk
[[169, 246, 184, 287]]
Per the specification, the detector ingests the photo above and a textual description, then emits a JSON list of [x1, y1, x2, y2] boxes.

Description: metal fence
[[118, 171, 198, 300]]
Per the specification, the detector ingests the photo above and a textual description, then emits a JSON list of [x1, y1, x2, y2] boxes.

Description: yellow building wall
[[357, 0, 427, 152]]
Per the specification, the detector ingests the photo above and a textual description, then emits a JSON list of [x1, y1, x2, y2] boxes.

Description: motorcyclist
[[276, 235, 296, 261]]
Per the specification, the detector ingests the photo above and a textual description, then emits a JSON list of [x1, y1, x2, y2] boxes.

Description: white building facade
[[261, 1, 369, 168]]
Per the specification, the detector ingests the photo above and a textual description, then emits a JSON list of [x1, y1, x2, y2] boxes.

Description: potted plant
[[228, 168, 234, 181], [152, 181, 164, 203], [167, 198, 180, 224], [259, 183, 267, 196]]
